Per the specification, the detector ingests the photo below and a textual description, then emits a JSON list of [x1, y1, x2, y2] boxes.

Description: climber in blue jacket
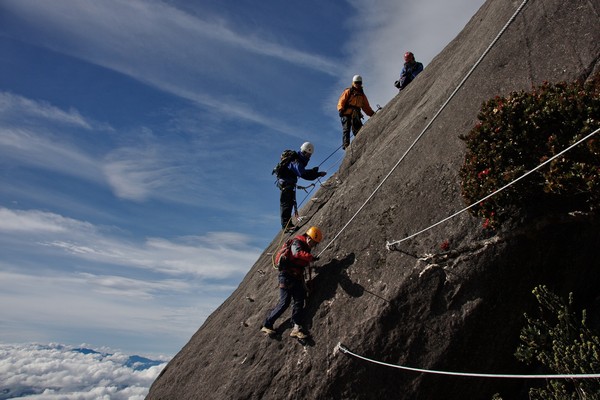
[[394, 51, 424, 91], [276, 142, 326, 232]]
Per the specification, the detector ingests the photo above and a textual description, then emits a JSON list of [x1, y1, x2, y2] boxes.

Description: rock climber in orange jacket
[[337, 75, 375, 150]]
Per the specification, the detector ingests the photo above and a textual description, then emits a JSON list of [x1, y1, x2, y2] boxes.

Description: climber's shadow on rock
[[310, 252, 359, 299], [303, 253, 363, 335]]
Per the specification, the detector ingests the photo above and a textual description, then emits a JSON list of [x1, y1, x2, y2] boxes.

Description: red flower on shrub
[[477, 168, 491, 179]]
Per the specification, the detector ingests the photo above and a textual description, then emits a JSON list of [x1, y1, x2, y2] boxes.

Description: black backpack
[[272, 149, 298, 178]]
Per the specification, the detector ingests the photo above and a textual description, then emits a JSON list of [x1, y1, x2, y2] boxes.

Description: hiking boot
[[290, 326, 308, 339], [261, 326, 276, 335]]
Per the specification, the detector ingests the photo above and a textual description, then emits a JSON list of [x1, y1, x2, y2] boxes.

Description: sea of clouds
[[0, 343, 169, 399]]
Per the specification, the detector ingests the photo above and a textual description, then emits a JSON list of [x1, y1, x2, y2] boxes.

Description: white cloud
[[0, 0, 338, 136], [0, 207, 95, 233], [0, 269, 209, 336], [77, 272, 190, 300], [0, 91, 93, 129], [0, 127, 102, 182], [51, 231, 255, 279], [102, 145, 186, 202], [100, 139, 225, 205], [2, 0, 338, 75], [99, 128, 277, 206], [0, 205, 257, 349], [340, 0, 486, 106], [0, 92, 240, 205], [155, 83, 309, 139], [0, 206, 259, 278], [0, 343, 168, 400], [44, 233, 258, 278], [0, 92, 112, 186]]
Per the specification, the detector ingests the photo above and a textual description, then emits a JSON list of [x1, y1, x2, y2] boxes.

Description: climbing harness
[[315, 0, 530, 258], [296, 178, 323, 207], [336, 343, 600, 379], [386, 126, 600, 250], [297, 183, 315, 193]]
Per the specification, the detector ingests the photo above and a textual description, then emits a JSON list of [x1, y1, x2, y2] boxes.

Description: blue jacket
[[398, 61, 424, 90], [278, 151, 321, 188]]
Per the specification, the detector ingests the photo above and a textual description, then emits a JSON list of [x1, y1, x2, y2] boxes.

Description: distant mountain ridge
[[69, 345, 165, 372], [147, 0, 600, 398], [72, 347, 164, 371]]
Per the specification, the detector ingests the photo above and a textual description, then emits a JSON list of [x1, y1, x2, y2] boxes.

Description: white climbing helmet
[[352, 75, 363, 83], [300, 142, 314, 155]]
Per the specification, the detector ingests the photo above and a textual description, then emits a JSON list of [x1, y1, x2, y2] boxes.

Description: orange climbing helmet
[[305, 226, 323, 243]]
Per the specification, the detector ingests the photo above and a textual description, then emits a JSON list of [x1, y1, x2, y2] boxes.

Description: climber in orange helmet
[[261, 226, 323, 340]]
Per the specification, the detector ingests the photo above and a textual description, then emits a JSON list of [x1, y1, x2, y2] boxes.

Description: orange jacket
[[337, 86, 375, 117]]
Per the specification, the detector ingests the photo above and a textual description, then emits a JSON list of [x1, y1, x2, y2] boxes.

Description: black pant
[[341, 115, 363, 147], [280, 185, 296, 229]]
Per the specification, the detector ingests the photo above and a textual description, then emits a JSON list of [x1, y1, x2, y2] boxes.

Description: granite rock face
[[147, 0, 600, 398]]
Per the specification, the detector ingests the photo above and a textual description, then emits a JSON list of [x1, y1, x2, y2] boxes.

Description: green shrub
[[515, 285, 600, 399], [460, 74, 600, 228]]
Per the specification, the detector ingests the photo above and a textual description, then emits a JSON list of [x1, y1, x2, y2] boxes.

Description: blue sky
[[0, 0, 485, 358]]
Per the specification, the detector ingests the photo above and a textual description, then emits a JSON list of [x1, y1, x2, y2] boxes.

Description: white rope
[[336, 343, 600, 379], [297, 147, 344, 210], [316, 0, 530, 257], [386, 127, 600, 249]]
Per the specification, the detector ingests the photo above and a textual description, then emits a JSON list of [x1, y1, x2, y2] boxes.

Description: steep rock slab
[[148, 0, 600, 398]]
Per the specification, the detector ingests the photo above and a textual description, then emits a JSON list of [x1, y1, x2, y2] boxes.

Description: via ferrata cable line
[[336, 343, 600, 379], [386, 127, 600, 249], [315, 0, 530, 258]]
